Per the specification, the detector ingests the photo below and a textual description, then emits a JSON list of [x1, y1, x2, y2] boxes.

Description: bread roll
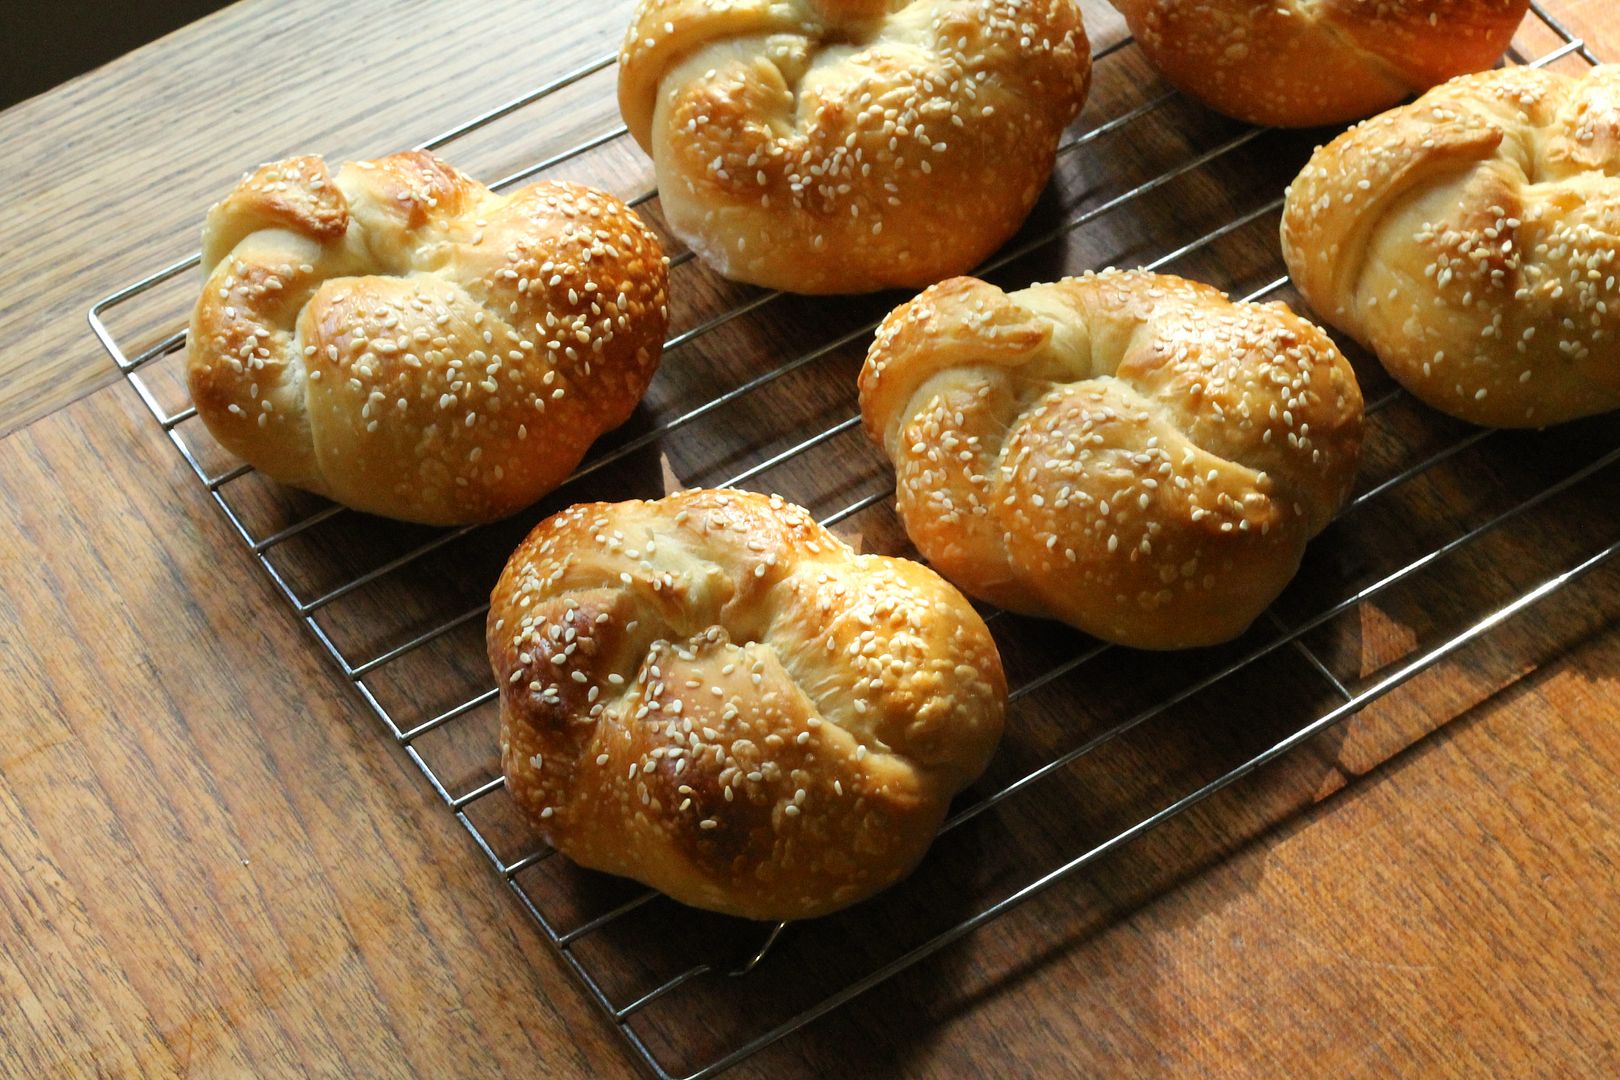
[[188, 151, 669, 525], [1111, 0, 1527, 127], [1282, 65, 1620, 427], [488, 488, 1005, 920], [617, 0, 1091, 294], [859, 271, 1364, 649]]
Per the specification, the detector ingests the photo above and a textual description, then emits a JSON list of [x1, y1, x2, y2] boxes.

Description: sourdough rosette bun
[[188, 151, 668, 524], [617, 0, 1091, 293], [1282, 65, 1620, 427], [1111, 0, 1527, 128], [488, 488, 1006, 920], [859, 271, 1364, 649]]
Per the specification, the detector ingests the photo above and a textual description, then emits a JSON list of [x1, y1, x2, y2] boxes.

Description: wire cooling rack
[[88, 4, 1618, 1076]]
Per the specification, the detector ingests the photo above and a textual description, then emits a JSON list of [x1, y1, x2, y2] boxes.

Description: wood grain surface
[[3, 2, 1618, 1077]]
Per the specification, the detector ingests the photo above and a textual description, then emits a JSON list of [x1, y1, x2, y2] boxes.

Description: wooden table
[[3, 2, 1617, 1076]]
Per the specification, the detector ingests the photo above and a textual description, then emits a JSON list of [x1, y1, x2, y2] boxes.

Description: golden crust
[[1112, 0, 1527, 128], [487, 488, 1005, 920], [1282, 65, 1620, 427], [188, 151, 669, 525], [618, 0, 1091, 293], [859, 271, 1364, 649]]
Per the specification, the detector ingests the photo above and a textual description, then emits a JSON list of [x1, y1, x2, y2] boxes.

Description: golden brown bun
[[188, 151, 669, 525], [487, 488, 1006, 920], [1112, 0, 1527, 127], [859, 272, 1364, 649], [1282, 66, 1620, 428], [617, 0, 1091, 294]]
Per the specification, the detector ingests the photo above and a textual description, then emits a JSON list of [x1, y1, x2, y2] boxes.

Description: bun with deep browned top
[[188, 151, 668, 525], [487, 488, 1006, 920], [859, 270, 1364, 649], [1283, 65, 1620, 428], [618, 0, 1091, 294], [1111, 0, 1527, 128]]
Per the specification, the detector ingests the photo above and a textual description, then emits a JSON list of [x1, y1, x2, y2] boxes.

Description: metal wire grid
[[86, 6, 1616, 1077]]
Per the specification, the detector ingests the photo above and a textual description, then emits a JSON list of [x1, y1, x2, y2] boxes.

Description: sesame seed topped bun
[[1112, 0, 1527, 128], [618, 0, 1092, 294], [488, 487, 1005, 920], [188, 151, 669, 525], [860, 270, 1364, 649], [1283, 65, 1620, 427]]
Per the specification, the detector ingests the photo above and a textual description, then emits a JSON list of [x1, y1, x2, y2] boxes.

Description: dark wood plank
[[0, 386, 632, 1077]]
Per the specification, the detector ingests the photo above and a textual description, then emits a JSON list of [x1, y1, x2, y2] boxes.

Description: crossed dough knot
[[1283, 65, 1620, 428], [859, 271, 1365, 649], [617, 0, 1091, 293], [487, 488, 1006, 919], [188, 151, 669, 524], [1110, 0, 1527, 128]]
